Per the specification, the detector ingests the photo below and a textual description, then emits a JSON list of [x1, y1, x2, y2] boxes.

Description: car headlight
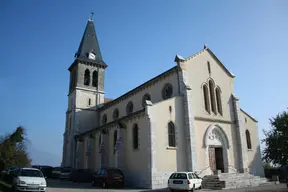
[[41, 181, 46, 186], [18, 180, 26, 184]]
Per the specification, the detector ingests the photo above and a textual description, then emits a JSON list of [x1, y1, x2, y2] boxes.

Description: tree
[[0, 126, 31, 171], [262, 109, 288, 165]]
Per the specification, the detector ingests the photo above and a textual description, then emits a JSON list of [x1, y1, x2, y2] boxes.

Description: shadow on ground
[[47, 179, 168, 191]]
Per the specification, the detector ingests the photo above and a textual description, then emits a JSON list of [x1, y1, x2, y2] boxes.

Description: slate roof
[[75, 19, 106, 66]]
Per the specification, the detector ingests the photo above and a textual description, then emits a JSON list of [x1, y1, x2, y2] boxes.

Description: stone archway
[[203, 124, 230, 175]]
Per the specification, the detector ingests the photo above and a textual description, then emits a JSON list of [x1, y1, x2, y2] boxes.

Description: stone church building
[[62, 17, 264, 189]]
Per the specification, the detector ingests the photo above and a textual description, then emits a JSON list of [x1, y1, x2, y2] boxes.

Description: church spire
[[75, 15, 106, 66]]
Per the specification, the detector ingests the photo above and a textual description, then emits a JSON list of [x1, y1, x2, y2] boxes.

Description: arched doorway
[[203, 124, 230, 174]]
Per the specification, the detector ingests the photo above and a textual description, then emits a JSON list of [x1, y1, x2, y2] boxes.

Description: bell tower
[[62, 14, 107, 167]]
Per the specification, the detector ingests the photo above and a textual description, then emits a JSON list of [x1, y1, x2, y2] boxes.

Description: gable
[[205, 48, 235, 78], [177, 47, 235, 78]]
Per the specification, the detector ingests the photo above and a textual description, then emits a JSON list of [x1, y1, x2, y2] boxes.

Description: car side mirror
[[45, 176, 47, 179]]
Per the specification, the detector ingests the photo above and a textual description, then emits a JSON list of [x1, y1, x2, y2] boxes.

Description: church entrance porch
[[203, 124, 231, 175]]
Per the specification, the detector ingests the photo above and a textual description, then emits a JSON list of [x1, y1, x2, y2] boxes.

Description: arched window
[[162, 83, 173, 100], [92, 70, 98, 87], [142, 93, 151, 107], [113, 108, 119, 120], [215, 87, 223, 115], [113, 130, 117, 153], [245, 130, 252, 149], [133, 124, 139, 149], [203, 84, 210, 113], [102, 114, 107, 125], [126, 101, 134, 115], [84, 69, 91, 86], [168, 122, 176, 147], [209, 80, 216, 114]]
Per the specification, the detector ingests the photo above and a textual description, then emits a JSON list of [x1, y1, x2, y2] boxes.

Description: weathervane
[[89, 12, 94, 21]]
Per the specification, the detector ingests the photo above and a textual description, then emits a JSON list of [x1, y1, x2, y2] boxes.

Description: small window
[[169, 106, 172, 113], [102, 114, 107, 124], [133, 124, 139, 149], [126, 101, 134, 115], [246, 130, 252, 149], [168, 121, 176, 147], [245, 118, 247, 123], [113, 108, 119, 120], [207, 61, 211, 74], [142, 94, 151, 107], [162, 83, 173, 100], [88, 98, 91, 106], [188, 173, 193, 179]]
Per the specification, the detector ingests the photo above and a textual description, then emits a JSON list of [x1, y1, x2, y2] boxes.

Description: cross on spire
[[89, 12, 94, 21]]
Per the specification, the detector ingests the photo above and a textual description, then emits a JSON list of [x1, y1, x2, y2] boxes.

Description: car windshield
[[19, 169, 43, 177], [170, 173, 187, 179]]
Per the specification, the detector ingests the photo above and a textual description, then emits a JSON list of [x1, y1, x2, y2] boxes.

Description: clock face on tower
[[88, 52, 96, 60]]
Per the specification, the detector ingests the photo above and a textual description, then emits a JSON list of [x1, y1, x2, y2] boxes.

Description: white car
[[12, 167, 47, 192], [168, 172, 202, 191]]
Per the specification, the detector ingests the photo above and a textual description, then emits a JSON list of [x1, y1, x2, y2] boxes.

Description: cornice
[[194, 116, 235, 124]]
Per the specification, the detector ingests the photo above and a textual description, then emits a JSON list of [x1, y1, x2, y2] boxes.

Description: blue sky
[[0, 0, 287, 166]]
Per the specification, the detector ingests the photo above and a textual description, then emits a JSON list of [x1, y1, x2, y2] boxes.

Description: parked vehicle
[[51, 167, 62, 179], [7, 166, 19, 174], [11, 167, 47, 192], [168, 172, 202, 192], [59, 167, 73, 181], [32, 165, 53, 178], [71, 169, 94, 183], [92, 167, 124, 188], [3, 166, 22, 184]]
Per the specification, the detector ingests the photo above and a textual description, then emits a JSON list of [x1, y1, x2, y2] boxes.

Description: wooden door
[[208, 147, 216, 172]]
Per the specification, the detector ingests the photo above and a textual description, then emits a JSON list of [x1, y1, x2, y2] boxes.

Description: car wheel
[[190, 184, 195, 192], [199, 184, 202, 189], [102, 181, 107, 188]]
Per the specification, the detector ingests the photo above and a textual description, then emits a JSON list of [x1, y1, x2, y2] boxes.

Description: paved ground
[[46, 179, 288, 192]]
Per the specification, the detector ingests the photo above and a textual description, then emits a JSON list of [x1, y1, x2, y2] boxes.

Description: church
[[61, 17, 264, 189]]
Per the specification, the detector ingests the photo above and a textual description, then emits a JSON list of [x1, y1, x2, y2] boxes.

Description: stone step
[[202, 173, 270, 190], [215, 173, 269, 189]]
